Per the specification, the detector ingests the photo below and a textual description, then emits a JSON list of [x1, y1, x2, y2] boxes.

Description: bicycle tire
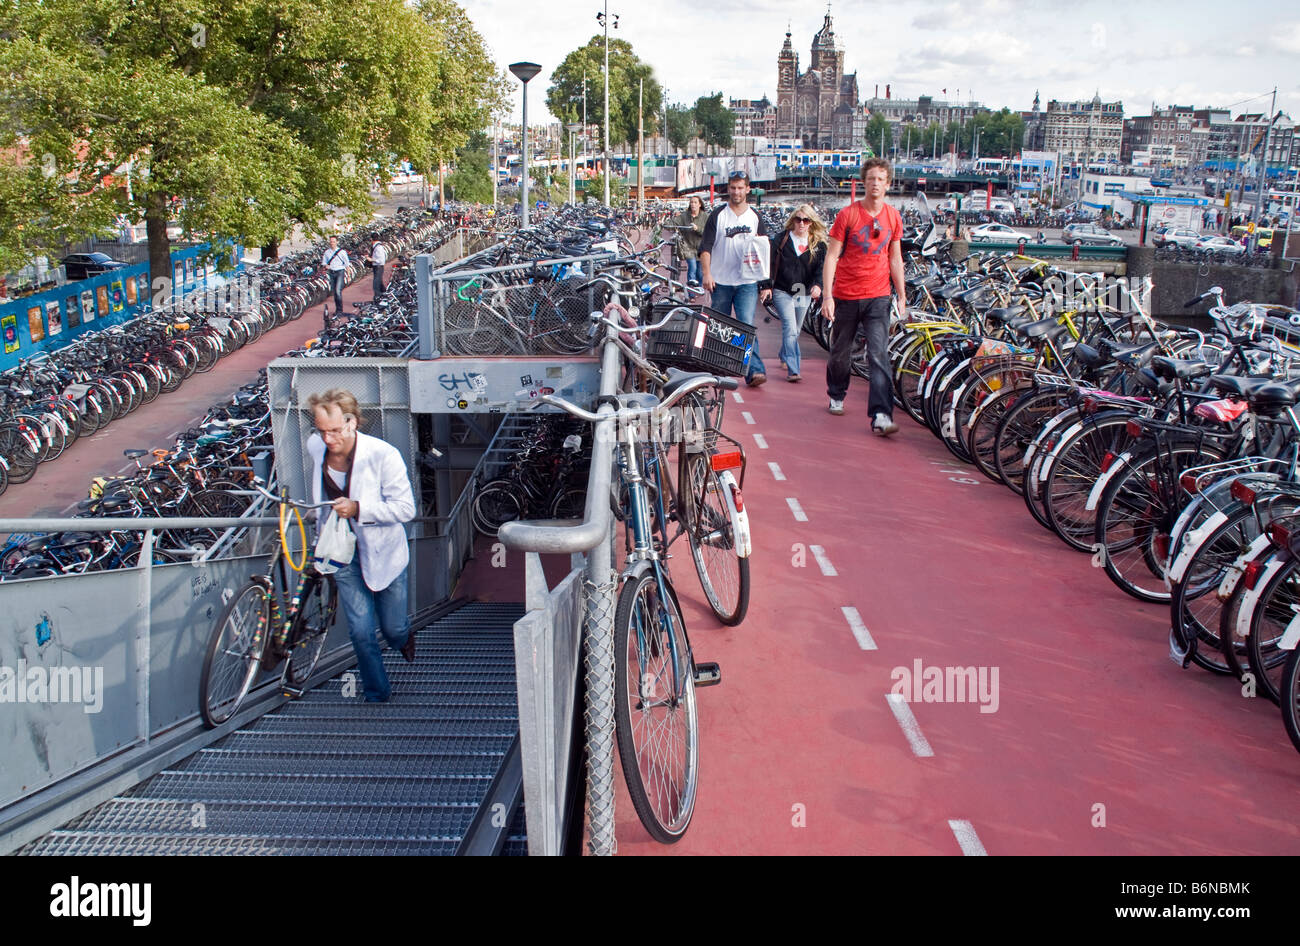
[[1043, 413, 1137, 552], [0, 423, 40, 484], [993, 387, 1067, 494], [199, 580, 269, 727], [286, 573, 337, 689], [1278, 645, 1300, 754], [682, 453, 750, 625], [471, 481, 524, 537], [1244, 555, 1297, 705], [613, 569, 698, 843]]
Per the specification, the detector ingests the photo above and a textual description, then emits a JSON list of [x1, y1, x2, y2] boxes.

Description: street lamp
[[509, 61, 542, 227], [567, 122, 582, 205], [597, 5, 618, 205]]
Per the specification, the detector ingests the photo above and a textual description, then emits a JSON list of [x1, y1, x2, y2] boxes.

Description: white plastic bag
[[313, 509, 356, 574], [739, 236, 770, 281]]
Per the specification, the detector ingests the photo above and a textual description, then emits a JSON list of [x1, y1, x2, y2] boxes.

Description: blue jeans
[[769, 289, 805, 376], [709, 282, 765, 379], [331, 558, 410, 702], [685, 258, 701, 285], [328, 270, 345, 316]]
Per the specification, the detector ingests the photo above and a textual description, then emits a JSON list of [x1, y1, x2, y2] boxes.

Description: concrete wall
[[1152, 260, 1299, 319]]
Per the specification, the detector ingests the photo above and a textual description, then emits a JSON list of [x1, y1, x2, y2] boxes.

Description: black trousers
[[826, 295, 892, 417]]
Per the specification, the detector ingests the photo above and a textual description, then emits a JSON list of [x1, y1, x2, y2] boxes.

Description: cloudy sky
[[464, 0, 1300, 126]]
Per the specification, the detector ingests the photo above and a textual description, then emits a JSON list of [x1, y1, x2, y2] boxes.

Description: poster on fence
[[2, 314, 17, 354], [96, 285, 109, 319], [137, 273, 149, 305], [27, 305, 44, 343], [46, 301, 62, 337], [110, 279, 125, 314], [81, 290, 95, 324], [65, 295, 81, 329], [125, 276, 137, 306], [184, 257, 194, 286]]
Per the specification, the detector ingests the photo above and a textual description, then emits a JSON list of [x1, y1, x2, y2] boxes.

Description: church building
[[775, 12, 861, 149]]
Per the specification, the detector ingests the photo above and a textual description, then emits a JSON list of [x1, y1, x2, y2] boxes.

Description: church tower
[[776, 27, 797, 138]]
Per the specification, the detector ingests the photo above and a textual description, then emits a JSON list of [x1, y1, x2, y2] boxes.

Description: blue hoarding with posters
[[0, 242, 242, 374]]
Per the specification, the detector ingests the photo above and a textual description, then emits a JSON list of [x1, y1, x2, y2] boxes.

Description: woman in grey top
[[673, 195, 707, 286]]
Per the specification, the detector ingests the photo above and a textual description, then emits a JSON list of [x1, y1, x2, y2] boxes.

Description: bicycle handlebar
[[249, 479, 334, 509], [591, 305, 696, 334], [531, 373, 739, 425]]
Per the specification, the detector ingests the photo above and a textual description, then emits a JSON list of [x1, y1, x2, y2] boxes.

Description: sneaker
[[787, 373, 801, 383], [873, 413, 899, 436], [828, 399, 845, 415], [400, 631, 417, 663], [747, 372, 767, 387]]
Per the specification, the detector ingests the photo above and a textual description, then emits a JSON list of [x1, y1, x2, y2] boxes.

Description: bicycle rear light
[[1125, 418, 1144, 438], [1230, 480, 1258, 506], [1269, 521, 1292, 550], [1243, 559, 1266, 590], [1179, 473, 1199, 494], [729, 482, 744, 512], [1100, 451, 1116, 473], [710, 451, 743, 473]]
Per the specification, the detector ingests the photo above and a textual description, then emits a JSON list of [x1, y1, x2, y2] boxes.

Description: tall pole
[[492, 120, 499, 210], [602, 2, 612, 206], [637, 77, 644, 208], [1254, 86, 1277, 227], [509, 62, 542, 228]]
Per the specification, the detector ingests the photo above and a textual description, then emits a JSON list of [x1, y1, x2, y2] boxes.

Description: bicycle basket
[[645, 304, 755, 377]]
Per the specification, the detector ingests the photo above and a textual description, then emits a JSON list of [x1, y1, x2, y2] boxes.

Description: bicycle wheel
[[613, 570, 699, 843], [682, 453, 749, 625], [1279, 645, 1300, 754], [286, 573, 337, 689], [199, 580, 269, 727], [993, 387, 1068, 494], [1244, 556, 1298, 705], [471, 481, 523, 537], [1043, 413, 1136, 552]]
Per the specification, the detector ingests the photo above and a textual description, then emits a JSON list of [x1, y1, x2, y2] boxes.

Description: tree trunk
[[145, 191, 173, 309], [261, 241, 279, 262]]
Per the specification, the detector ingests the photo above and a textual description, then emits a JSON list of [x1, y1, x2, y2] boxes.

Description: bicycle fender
[[1235, 555, 1289, 643], [718, 470, 751, 559], [1279, 605, 1300, 652], [1037, 419, 1088, 483], [1217, 534, 1272, 601], [1166, 509, 1229, 586], [1085, 450, 1134, 512]]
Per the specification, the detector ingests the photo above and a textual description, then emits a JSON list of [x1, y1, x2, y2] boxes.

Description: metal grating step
[[57, 797, 478, 839], [128, 772, 494, 806], [22, 834, 464, 856], [20, 599, 529, 855]]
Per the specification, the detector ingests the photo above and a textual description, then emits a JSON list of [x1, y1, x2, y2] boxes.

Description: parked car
[[1153, 227, 1203, 249], [1062, 223, 1124, 247], [968, 223, 1033, 243], [59, 252, 128, 280], [1229, 225, 1273, 249], [1194, 235, 1246, 257]]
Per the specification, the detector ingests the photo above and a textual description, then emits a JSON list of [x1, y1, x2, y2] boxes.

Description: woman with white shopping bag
[[306, 388, 416, 703]]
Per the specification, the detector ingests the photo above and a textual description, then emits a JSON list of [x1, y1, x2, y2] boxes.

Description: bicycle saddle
[[1207, 375, 1274, 399], [1150, 356, 1214, 383], [661, 367, 720, 400]]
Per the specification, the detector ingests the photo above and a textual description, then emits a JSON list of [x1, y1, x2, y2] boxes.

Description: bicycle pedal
[[281, 684, 305, 699], [693, 661, 722, 687]]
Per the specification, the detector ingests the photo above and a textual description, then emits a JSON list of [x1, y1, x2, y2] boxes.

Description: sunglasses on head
[[728, 171, 749, 181]]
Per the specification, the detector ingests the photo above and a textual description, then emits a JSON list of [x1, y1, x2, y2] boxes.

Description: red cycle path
[[602, 314, 1300, 856]]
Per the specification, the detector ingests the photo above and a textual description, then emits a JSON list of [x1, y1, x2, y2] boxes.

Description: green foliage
[[546, 36, 663, 147], [579, 170, 628, 207], [863, 113, 892, 155], [0, 0, 506, 272], [446, 131, 494, 204], [666, 104, 696, 152], [693, 93, 733, 151]]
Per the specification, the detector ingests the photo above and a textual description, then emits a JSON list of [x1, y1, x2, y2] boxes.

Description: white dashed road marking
[[948, 820, 988, 856], [731, 391, 744, 404], [753, 434, 769, 449], [742, 411, 756, 425], [786, 497, 808, 522], [768, 462, 786, 481], [886, 694, 934, 757], [809, 545, 837, 576], [841, 606, 876, 650]]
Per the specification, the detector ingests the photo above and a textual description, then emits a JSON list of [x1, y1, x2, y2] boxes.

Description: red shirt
[[828, 201, 902, 300]]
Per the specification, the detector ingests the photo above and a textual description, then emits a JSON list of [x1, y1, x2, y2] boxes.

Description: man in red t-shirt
[[822, 158, 906, 435]]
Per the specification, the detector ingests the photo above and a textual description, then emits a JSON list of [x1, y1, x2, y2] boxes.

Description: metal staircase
[[19, 601, 528, 855]]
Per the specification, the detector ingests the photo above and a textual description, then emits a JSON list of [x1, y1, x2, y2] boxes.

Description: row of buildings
[[728, 12, 1298, 172]]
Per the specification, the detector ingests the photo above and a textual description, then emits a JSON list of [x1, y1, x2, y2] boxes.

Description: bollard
[[1017, 238, 1027, 255], [1071, 241, 1080, 261]]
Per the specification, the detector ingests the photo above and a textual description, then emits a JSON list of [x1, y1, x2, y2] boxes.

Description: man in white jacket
[[307, 388, 416, 702]]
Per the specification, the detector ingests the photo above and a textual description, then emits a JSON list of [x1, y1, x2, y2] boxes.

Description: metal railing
[[498, 321, 620, 856]]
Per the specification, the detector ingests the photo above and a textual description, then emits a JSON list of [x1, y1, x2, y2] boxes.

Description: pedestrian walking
[[822, 157, 906, 435], [321, 235, 348, 326], [366, 238, 388, 301], [699, 170, 773, 386], [767, 203, 827, 382], [306, 388, 416, 703], [673, 195, 708, 286]]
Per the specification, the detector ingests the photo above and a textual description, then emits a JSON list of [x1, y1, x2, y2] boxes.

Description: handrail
[[0, 516, 280, 533], [496, 322, 619, 555]]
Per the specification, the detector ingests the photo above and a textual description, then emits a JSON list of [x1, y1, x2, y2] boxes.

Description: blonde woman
[[766, 204, 827, 382]]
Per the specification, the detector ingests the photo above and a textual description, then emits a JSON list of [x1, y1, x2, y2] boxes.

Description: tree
[[545, 36, 663, 148], [863, 114, 892, 157], [666, 104, 696, 153], [446, 131, 493, 204], [693, 93, 733, 154], [0, 0, 506, 275]]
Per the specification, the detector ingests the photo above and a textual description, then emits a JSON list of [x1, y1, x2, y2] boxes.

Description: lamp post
[[567, 122, 581, 205], [509, 61, 542, 227], [597, 5, 618, 206]]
